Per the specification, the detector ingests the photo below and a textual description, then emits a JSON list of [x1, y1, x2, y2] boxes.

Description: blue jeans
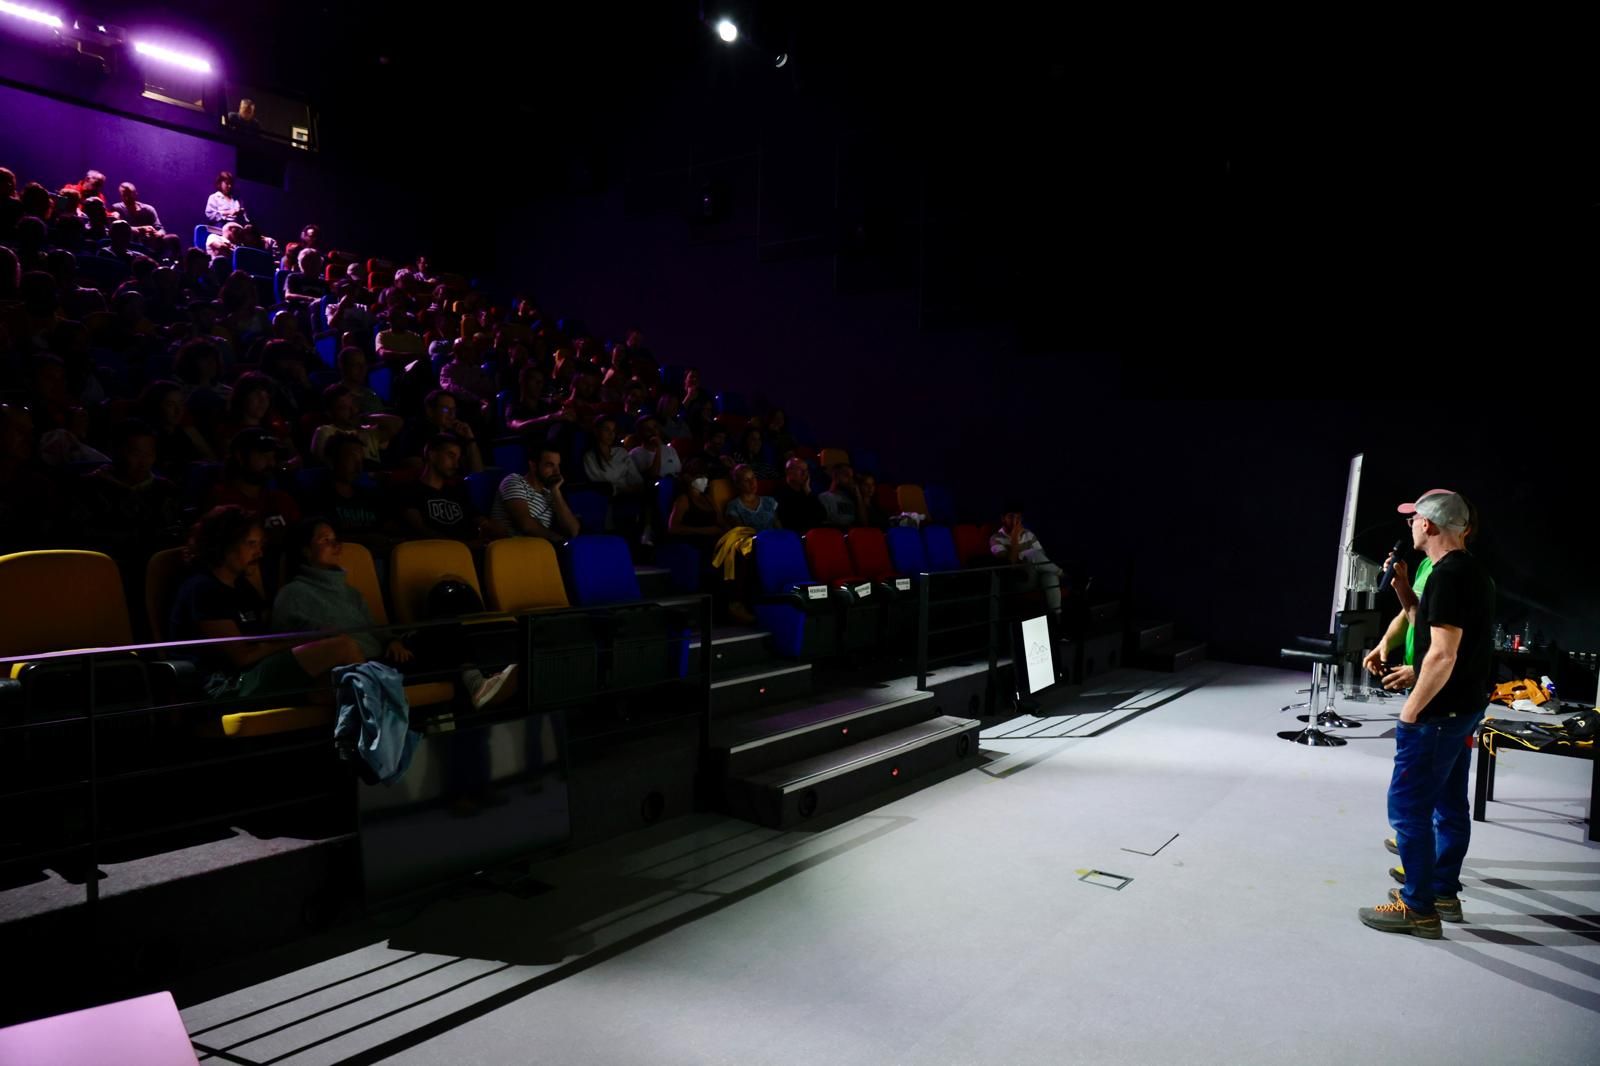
[[1387, 710, 1485, 914]]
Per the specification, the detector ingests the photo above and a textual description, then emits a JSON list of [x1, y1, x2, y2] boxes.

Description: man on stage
[[1359, 490, 1495, 938]]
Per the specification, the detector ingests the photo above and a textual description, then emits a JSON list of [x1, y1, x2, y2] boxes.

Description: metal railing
[[0, 594, 714, 916], [914, 563, 1038, 691]]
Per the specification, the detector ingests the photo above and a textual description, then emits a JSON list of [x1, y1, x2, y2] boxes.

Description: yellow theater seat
[[819, 447, 851, 471], [0, 550, 133, 657], [483, 538, 569, 614], [388, 539, 484, 624], [896, 483, 929, 517]]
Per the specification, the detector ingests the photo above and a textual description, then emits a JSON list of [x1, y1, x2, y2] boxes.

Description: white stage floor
[[179, 664, 1600, 1065]]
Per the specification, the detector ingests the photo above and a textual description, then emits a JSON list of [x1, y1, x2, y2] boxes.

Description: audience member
[[169, 505, 361, 701], [205, 170, 248, 224], [818, 463, 868, 529], [773, 457, 826, 534], [394, 432, 503, 544], [491, 445, 580, 542]]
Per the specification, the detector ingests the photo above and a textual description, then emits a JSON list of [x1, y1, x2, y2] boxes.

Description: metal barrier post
[[916, 573, 931, 690]]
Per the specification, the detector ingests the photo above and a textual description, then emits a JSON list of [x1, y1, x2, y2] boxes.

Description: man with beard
[[492, 444, 581, 542]]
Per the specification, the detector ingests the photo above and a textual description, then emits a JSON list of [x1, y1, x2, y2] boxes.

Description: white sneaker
[[471, 664, 519, 711]]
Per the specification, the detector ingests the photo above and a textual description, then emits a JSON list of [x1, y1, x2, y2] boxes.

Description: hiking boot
[[1389, 865, 1406, 885], [1385, 837, 1398, 855], [1358, 898, 1442, 939], [1390, 887, 1461, 923]]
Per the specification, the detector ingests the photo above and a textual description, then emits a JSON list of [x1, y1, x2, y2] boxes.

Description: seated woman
[[584, 413, 650, 539], [724, 463, 780, 531], [717, 463, 782, 624], [213, 372, 294, 457], [668, 458, 723, 556], [730, 425, 778, 481], [758, 407, 798, 462], [274, 518, 518, 709], [583, 414, 643, 494], [169, 506, 363, 703]]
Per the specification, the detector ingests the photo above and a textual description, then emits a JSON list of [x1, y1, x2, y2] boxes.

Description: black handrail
[[0, 593, 716, 930]]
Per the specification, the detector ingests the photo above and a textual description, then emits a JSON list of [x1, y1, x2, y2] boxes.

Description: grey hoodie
[[272, 565, 383, 659]]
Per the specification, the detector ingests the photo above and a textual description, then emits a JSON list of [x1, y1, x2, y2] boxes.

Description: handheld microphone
[[1377, 537, 1408, 594]]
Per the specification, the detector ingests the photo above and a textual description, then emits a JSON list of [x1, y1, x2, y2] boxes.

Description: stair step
[[634, 565, 675, 598], [715, 688, 937, 777], [690, 626, 775, 673], [726, 715, 980, 829], [1141, 641, 1207, 672], [1080, 631, 1125, 679], [1134, 620, 1176, 653], [710, 662, 813, 717]]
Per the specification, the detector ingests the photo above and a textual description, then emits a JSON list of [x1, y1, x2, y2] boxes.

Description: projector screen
[[1019, 615, 1057, 696]]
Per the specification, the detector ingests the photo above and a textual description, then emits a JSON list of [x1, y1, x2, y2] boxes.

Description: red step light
[[890, 767, 900, 777]]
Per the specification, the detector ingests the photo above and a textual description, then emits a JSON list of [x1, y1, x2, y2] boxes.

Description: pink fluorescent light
[[0, 1, 64, 29], [132, 40, 212, 74]]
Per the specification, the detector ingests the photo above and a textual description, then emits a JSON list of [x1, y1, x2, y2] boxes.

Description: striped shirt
[[493, 473, 553, 534]]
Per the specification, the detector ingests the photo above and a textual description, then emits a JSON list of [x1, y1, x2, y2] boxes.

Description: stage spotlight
[[715, 18, 738, 43], [0, 1, 64, 29], [132, 40, 212, 74], [774, 52, 788, 68]]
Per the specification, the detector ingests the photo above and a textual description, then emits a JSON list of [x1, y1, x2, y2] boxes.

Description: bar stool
[[1278, 646, 1349, 746]]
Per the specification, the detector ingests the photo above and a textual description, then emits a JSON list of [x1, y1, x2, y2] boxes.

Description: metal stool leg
[[1298, 662, 1361, 729], [1279, 662, 1348, 746]]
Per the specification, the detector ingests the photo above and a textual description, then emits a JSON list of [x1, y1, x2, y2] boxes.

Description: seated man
[[387, 388, 484, 473], [817, 463, 867, 529], [375, 312, 426, 363], [112, 181, 165, 241], [71, 418, 184, 559], [309, 384, 402, 465], [206, 221, 244, 259], [306, 433, 390, 545], [103, 219, 140, 263], [438, 342, 497, 415], [629, 416, 682, 482], [284, 247, 329, 304], [492, 445, 581, 542], [208, 430, 301, 536], [170, 505, 363, 702], [772, 457, 826, 534], [990, 504, 1063, 616], [393, 433, 505, 544], [225, 97, 263, 135], [336, 346, 385, 417]]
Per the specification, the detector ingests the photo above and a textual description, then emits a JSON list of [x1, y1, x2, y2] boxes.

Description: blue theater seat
[[886, 526, 930, 576], [464, 468, 505, 516], [752, 530, 838, 659], [922, 525, 961, 573]]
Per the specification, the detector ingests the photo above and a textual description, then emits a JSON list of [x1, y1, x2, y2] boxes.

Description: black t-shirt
[[773, 486, 825, 534], [170, 571, 270, 672], [309, 482, 384, 534], [1412, 550, 1496, 721], [393, 479, 477, 540]]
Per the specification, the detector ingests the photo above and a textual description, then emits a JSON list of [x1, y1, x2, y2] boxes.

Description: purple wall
[[0, 82, 476, 267], [1, 81, 235, 236]]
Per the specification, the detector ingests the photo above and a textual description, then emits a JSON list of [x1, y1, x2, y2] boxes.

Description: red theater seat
[[846, 527, 901, 583], [804, 528, 864, 587]]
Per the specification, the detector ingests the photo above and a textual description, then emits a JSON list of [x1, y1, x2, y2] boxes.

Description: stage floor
[[177, 664, 1600, 1065]]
